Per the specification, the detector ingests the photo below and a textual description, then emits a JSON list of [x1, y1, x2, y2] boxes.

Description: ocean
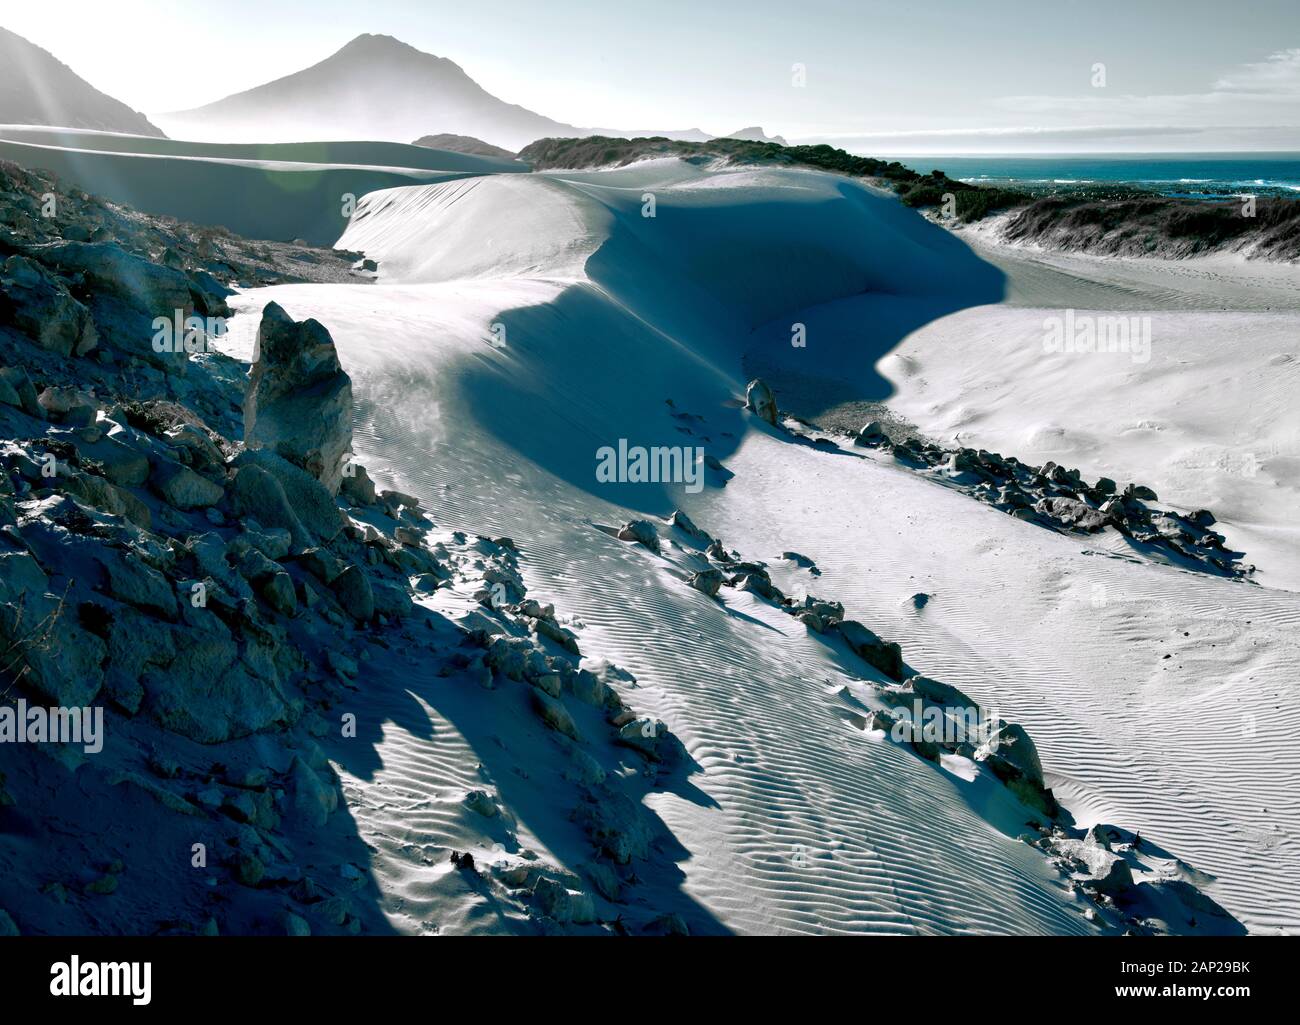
[[895, 153, 1300, 199]]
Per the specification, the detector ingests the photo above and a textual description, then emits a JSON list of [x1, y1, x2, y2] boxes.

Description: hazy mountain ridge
[[158, 34, 754, 150], [159, 34, 578, 150], [0, 27, 164, 137]]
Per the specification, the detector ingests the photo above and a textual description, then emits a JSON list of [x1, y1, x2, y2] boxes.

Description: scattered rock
[[616, 519, 660, 552], [853, 421, 889, 447], [744, 378, 778, 425], [836, 620, 905, 681], [464, 789, 498, 818], [687, 568, 724, 598], [0, 254, 97, 356], [151, 459, 225, 510], [330, 564, 374, 623]]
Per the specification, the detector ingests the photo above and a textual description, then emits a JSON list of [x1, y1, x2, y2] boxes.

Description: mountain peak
[[157, 31, 575, 149], [337, 33, 423, 56]]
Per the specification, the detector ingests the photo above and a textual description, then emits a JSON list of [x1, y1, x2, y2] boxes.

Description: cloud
[[1214, 48, 1300, 95], [993, 49, 1300, 128]]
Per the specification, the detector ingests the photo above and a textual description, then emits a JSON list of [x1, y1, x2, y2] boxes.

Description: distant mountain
[[0, 26, 164, 137], [412, 133, 517, 159], [158, 34, 578, 150], [725, 126, 787, 146], [158, 34, 728, 149]]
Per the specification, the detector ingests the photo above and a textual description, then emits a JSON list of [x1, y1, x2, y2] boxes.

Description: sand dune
[[0, 130, 517, 244], [201, 155, 1300, 933]]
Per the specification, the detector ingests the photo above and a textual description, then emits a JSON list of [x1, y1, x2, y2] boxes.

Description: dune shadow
[[447, 173, 1005, 517], [324, 604, 733, 936]]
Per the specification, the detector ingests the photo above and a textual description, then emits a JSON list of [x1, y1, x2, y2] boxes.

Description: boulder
[[37, 386, 98, 425], [165, 423, 225, 472], [616, 520, 660, 552], [141, 609, 291, 742], [744, 378, 778, 425], [1123, 483, 1159, 502], [835, 620, 905, 681], [531, 876, 573, 923], [60, 471, 151, 528], [853, 421, 889, 447], [330, 565, 375, 623], [0, 372, 20, 410], [1035, 496, 1108, 533], [567, 668, 618, 710], [231, 449, 345, 549], [533, 616, 580, 654], [463, 789, 498, 818], [188, 533, 253, 602], [0, 593, 105, 706], [0, 366, 45, 418], [296, 547, 344, 584], [103, 607, 177, 713], [975, 720, 1056, 814], [531, 689, 581, 740], [38, 242, 194, 315], [370, 578, 413, 620], [231, 463, 310, 548], [1065, 839, 1135, 898], [800, 596, 844, 626], [0, 255, 97, 356], [244, 302, 353, 494], [667, 509, 712, 544], [976, 721, 1045, 789], [287, 755, 337, 829], [97, 548, 179, 620], [736, 572, 782, 601], [616, 718, 680, 763], [75, 434, 149, 487], [151, 459, 224, 510], [259, 572, 297, 616], [906, 674, 980, 713], [687, 568, 724, 598], [339, 463, 377, 506]]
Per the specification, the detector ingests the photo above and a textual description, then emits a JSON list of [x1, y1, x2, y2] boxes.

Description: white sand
[[207, 157, 1299, 933]]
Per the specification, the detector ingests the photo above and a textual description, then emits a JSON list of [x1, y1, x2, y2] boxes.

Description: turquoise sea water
[[895, 153, 1300, 198]]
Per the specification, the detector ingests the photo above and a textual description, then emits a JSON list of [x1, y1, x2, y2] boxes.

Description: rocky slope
[[0, 160, 719, 935]]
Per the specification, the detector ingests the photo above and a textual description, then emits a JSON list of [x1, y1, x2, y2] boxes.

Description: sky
[[5, 0, 1300, 151]]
